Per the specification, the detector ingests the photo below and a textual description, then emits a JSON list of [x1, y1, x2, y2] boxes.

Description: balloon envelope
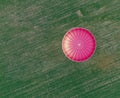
[[62, 27, 96, 62]]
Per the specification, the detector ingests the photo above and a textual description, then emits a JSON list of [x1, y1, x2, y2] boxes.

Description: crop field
[[0, 0, 120, 98]]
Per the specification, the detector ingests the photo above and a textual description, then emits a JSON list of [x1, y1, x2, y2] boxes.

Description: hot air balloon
[[62, 27, 96, 62]]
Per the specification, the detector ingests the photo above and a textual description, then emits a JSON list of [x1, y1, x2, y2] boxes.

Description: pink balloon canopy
[[62, 27, 96, 62]]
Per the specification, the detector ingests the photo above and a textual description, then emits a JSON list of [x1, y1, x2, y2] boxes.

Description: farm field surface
[[0, 0, 120, 98]]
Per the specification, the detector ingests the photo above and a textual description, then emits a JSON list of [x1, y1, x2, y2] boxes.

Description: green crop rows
[[0, 0, 120, 98]]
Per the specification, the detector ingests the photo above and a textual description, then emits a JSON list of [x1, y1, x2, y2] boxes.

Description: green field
[[0, 0, 120, 98]]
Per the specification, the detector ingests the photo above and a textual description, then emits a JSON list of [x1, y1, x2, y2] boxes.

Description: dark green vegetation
[[0, 0, 120, 98]]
